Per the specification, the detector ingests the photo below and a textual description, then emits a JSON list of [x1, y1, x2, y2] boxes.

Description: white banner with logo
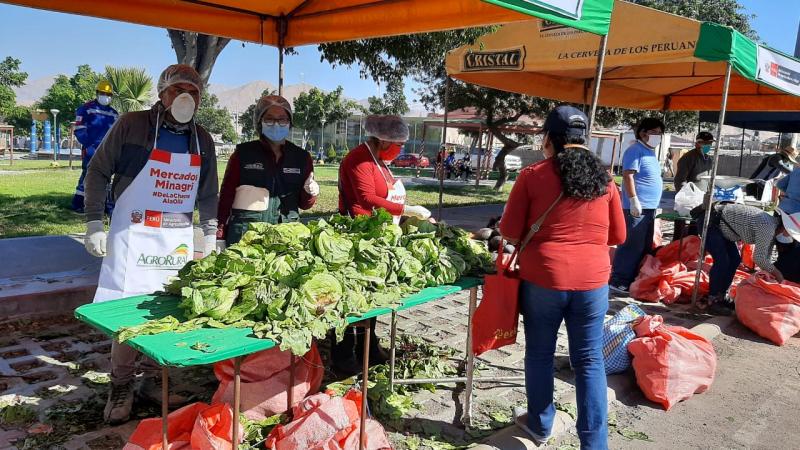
[[522, 0, 584, 19], [756, 45, 800, 96]]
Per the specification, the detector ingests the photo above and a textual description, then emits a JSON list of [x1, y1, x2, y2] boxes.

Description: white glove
[[629, 196, 643, 218], [403, 205, 432, 220], [85, 220, 107, 257], [216, 239, 227, 253], [304, 173, 320, 197], [203, 234, 216, 257]]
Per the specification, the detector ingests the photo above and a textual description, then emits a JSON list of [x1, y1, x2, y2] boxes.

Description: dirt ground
[[606, 322, 800, 450]]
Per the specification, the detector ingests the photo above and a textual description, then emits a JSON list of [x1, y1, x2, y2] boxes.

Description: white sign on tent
[[521, 0, 585, 19], [757, 46, 800, 96]]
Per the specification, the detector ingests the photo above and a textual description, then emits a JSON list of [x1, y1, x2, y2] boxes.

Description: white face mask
[[644, 134, 662, 149], [776, 233, 794, 244], [97, 94, 112, 106], [169, 92, 196, 124]]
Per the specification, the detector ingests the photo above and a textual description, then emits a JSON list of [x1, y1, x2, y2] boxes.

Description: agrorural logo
[[136, 243, 189, 268]]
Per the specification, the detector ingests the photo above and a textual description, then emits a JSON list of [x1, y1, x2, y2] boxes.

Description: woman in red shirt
[[501, 106, 625, 449], [334, 115, 430, 375]]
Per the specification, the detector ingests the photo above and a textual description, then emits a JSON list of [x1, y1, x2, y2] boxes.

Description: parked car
[[392, 153, 430, 168], [468, 148, 523, 172]]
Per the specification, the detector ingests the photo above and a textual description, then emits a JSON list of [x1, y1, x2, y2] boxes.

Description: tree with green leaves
[[167, 30, 230, 86], [0, 56, 28, 121], [195, 91, 237, 144], [38, 65, 100, 135], [103, 66, 153, 113], [367, 79, 409, 115], [292, 86, 360, 150], [317, 0, 755, 188]]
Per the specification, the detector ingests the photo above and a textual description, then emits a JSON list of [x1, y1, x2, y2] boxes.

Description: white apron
[[94, 125, 201, 303], [366, 142, 406, 224]]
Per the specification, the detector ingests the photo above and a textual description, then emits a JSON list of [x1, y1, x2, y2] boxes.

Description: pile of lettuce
[[117, 210, 492, 355]]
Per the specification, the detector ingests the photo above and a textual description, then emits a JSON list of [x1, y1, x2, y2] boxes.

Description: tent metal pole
[[738, 128, 746, 177], [278, 48, 285, 96], [587, 34, 609, 132], [691, 63, 733, 306], [475, 125, 483, 187], [277, 16, 287, 96], [438, 77, 451, 221]]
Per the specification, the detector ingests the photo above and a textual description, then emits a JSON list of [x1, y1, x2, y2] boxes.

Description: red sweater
[[216, 140, 316, 238], [500, 158, 626, 291], [338, 143, 404, 217]]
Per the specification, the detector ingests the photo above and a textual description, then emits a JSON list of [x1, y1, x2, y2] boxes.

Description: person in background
[[693, 203, 796, 315], [71, 80, 119, 213], [501, 105, 625, 449], [335, 114, 431, 375], [609, 118, 665, 295], [83, 64, 219, 424], [216, 95, 318, 247], [672, 131, 715, 239], [746, 137, 797, 198], [773, 159, 800, 283]]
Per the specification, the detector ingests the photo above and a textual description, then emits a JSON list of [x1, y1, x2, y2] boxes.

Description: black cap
[[542, 105, 588, 138], [696, 131, 715, 142]]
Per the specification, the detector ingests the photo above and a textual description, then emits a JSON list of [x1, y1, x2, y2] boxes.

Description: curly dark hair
[[548, 133, 611, 200]]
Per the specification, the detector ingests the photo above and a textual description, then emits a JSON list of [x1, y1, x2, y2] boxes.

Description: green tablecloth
[[74, 277, 482, 367], [657, 212, 695, 222]]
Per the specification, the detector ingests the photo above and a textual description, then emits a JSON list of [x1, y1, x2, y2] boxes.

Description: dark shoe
[[609, 284, 630, 296], [707, 299, 735, 316], [104, 381, 134, 425], [138, 375, 191, 408]]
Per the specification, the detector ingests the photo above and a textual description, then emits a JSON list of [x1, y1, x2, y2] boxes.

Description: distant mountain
[[12, 76, 431, 117], [11, 76, 56, 106]]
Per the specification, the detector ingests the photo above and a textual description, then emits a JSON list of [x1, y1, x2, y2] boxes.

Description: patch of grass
[[1, 162, 509, 239]]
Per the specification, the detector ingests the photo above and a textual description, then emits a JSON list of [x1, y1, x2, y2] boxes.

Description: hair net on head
[[364, 115, 409, 142], [253, 95, 293, 129], [157, 64, 202, 94]]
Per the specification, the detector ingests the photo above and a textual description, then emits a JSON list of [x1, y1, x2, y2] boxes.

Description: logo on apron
[[136, 243, 190, 269]]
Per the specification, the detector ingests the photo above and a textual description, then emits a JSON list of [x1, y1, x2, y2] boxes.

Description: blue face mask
[[262, 123, 290, 142], [701, 144, 712, 155]]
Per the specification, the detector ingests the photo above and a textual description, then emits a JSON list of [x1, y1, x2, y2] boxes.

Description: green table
[[75, 277, 484, 447]]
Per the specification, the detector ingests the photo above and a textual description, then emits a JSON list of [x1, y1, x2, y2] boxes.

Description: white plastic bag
[[674, 182, 704, 216]]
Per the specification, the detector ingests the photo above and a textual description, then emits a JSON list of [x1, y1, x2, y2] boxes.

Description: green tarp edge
[[74, 277, 482, 367], [482, 0, 614, 36], [694, 22, 757, 80]]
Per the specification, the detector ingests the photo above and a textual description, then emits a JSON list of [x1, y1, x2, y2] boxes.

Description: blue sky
[[0, 0, 797, 102]]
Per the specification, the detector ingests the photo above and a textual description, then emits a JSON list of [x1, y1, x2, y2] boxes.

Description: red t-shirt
[[499, 158, 626, 291], [338, 143, 404, 217]]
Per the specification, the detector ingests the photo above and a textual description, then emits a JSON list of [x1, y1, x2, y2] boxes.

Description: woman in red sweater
[[333, 115, 430, 375], [501, 106, 625, 449]]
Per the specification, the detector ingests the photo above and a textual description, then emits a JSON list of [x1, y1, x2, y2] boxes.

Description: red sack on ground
[[212, 344, 323, 421], [472, 251, 520, 356], [265, 390, 392, 450], [124, 402, 240, 450], [628, 315, 716, 410], [655, 236, 702, 265], [629, 256, 709, 304], [734, 273, 800, 346]]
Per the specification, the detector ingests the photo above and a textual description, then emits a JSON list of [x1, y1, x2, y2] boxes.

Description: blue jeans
[[519, 281, 609, 450], [704, 223, 741, 297], [610, 209, 656, 287]]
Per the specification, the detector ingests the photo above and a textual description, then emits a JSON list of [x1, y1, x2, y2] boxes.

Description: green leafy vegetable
[[123, 211, 492, 355]]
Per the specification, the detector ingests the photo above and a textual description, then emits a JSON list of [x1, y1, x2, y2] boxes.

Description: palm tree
[[104, 66, 153, 113]]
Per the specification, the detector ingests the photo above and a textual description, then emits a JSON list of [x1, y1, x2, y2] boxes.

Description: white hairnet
[[157, 64, 202, 94], [365, 115, 409, 142], [253, 95, 293, 130]]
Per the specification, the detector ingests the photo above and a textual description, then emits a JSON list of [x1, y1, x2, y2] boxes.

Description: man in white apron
[[83, 64, 219, 424], [334, 115, 431, 375]]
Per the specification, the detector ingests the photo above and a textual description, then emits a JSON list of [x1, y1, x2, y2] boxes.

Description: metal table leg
[[288, 354, 296, 411], [232, 357, 242, 447], [462, 287, 478, 428], [359, 320, 371, 450], [388, 311, 398, 393], [161, 367, 169, 448]]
